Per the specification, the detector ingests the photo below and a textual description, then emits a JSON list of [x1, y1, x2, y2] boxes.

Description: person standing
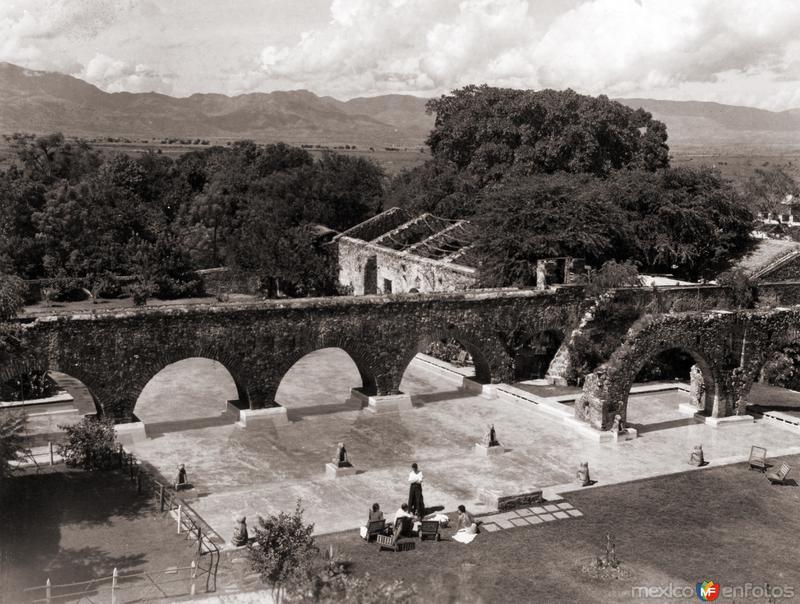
[[407, 463, 425, 518]]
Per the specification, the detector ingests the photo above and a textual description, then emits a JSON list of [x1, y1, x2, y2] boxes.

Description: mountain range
[[2, 61, 799, 147]]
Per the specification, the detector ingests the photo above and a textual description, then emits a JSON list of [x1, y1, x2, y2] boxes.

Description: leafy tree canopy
[[426, 85, 669, 181]]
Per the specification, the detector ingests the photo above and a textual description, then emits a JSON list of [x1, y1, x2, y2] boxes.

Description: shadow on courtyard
[[0, 467, 194, 602], [144, 412, 238, 438], [410, 388, 475, 406], [629, 415, 704, 435]]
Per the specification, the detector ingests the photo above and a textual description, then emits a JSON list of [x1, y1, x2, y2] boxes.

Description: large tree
[[472, 167, 753, 286], [425, 85, 669, 181]]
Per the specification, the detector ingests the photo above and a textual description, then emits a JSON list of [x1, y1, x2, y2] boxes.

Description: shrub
[[717, 268, 757, 310], [58, 416, 118, 470], [248, 501, 318, 597], [0, 412, 29, 479], [584, 260, 640, 298]]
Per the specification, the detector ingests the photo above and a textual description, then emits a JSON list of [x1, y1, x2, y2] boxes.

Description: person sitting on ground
[[175, 464, 188, 490], [455, 505, 477, 531], [232, 515, 249, 547], [453, 505, 479, 544]]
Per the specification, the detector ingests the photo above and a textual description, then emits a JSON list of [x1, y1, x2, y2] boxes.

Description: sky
[[1, 0, 800, 110]]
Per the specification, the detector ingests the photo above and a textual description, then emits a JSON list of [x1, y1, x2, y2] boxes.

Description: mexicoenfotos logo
[[696, 580, 720, 601]]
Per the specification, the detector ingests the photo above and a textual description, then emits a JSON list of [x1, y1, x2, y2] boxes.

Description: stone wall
[[337, 237, 478, 295], [573, 306, 800, 430], [9, 287, 586, 422]]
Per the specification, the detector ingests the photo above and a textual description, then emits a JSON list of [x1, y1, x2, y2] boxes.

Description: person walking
[[407, 463, 425, 518]]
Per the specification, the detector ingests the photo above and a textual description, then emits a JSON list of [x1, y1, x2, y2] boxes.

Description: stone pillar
[[574, 371, 608, 430]]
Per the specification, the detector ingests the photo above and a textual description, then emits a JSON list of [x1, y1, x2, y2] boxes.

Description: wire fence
[[22, 445, 222, 603]]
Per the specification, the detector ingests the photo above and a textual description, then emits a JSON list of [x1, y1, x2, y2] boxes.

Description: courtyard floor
[[128, 351, 800, 543]]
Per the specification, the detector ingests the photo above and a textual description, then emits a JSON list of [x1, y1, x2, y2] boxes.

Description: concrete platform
[[236, 406, 289, 428], [474, 443, 505, 456], [325, 463, 357, 479], [114, 421, 147, 445], [350, 389, 413, 414]]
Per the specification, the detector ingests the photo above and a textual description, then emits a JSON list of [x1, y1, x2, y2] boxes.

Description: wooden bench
[[376, 534, 416, 552], [361, 519, 387, 542], [418, 520, 441, 541], [767, 462, 791, 485], [748, 446, 768, 472]]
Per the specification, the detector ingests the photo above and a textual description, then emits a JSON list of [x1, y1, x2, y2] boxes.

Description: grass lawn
[[0, 467, 199, 604], [314, 455, 800, 603]]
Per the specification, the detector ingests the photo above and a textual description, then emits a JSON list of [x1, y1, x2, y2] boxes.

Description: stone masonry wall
[[10, 287, 586, 422], [337, 237, 477, 295]]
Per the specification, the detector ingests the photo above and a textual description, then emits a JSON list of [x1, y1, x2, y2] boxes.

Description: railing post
[[49, 442, 54, 466], [111, 567, 118, 604], [159, 484, 165, 512], [45, 577, 51, 604], [177, 505, 182, 533], [190, 560, 197, 596]]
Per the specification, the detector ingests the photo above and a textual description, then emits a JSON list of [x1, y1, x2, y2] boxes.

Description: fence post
[[197, 527, 203, 555], [159, 484, 165, 512], [111, 567, 118, 604], [118, 444, 123, 468], [45, 577, 51, 604], [129, 454, 134, 479], [136, 468, 142, 494], [177, 505, 182, 534], [49, 442, 54, 466], [190, 560, 197, 596]]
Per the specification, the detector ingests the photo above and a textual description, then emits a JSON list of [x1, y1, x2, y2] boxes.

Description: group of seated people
[[360, 502, 479, 543]]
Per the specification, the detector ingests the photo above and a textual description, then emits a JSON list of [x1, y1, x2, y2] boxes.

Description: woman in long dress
[[453, 505, 479, 544], [407, 463, 425, 518]]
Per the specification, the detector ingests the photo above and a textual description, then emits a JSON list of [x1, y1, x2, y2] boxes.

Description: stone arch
[[268, 335, 380, 404], [575, 316, 729, 430], [510, 327, 565, 381], [733, 322, 800, 408], [125, 346, 252, 421], [0, 358, 104, 416], [394, 324, 511, 394]]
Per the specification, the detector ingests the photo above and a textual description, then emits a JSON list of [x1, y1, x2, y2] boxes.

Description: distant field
[[2, 137, 799, 183], [0, 138, 430, 176], [669, 144, 800, 187]]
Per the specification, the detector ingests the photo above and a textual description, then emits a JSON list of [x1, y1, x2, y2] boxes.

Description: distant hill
[[0, 62, 430, 146], [615, 98, 800, 146], [1, 62, 799, 147]]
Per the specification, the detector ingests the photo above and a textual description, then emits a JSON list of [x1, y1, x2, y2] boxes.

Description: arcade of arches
[[8, 289, 800, 433]]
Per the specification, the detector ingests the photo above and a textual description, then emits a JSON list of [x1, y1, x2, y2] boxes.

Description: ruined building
[[336, 208, 479, 295]]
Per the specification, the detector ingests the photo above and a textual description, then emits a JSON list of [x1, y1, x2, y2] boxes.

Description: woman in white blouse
[[407, 462, 425, 518]]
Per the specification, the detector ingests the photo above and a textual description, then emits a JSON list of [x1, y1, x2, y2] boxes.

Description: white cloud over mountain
[[1, 0, 799, 109]]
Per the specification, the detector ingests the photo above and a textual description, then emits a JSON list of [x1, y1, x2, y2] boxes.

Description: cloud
[[0, 1, 135, 69], [77, 53, 174, 94], [260, 0, 538, 96], [257, 0, 800, 109]]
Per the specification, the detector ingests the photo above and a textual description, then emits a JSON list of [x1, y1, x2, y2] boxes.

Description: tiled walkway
[[480, 501, 583, 532]]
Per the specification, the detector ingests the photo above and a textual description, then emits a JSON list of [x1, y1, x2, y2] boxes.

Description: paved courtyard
[[129, 351, 800, 543]]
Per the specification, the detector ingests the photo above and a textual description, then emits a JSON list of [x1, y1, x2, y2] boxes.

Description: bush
[[58, 416, 118, 470], [583, 260, 640, 298], [0, 412, 29, 479], [717, 268, 757, 310], [248, 501, 318, 595]]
